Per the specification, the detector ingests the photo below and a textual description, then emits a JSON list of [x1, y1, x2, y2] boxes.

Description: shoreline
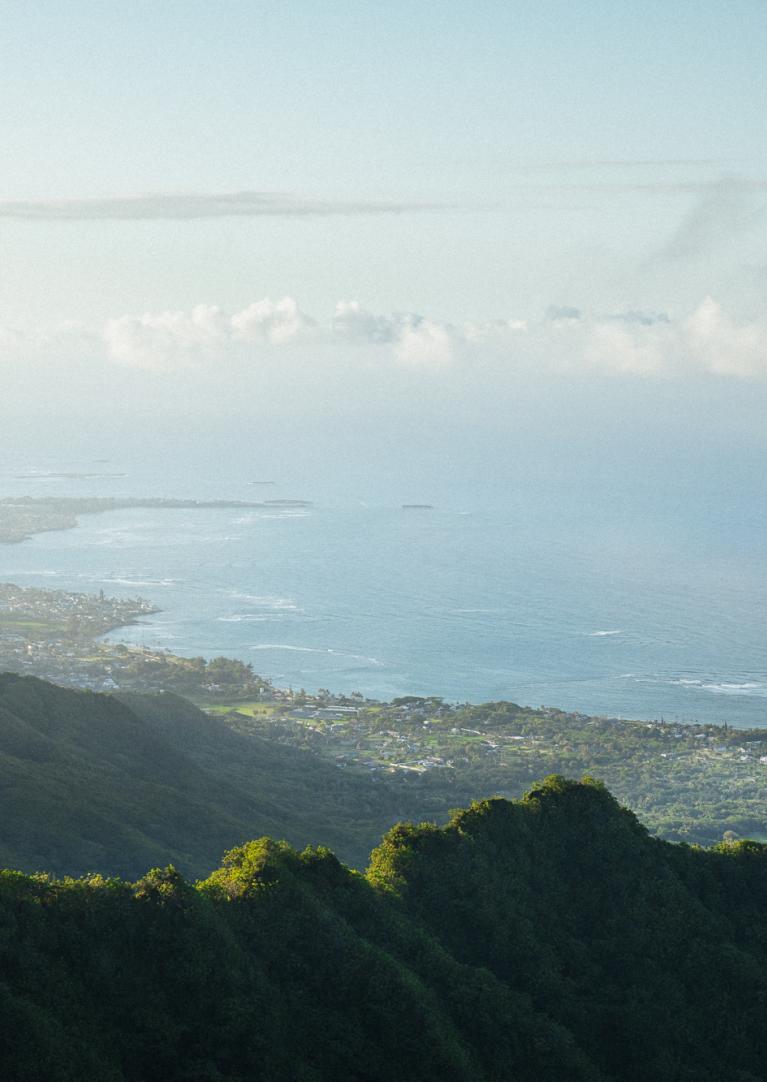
[[0, 496, 267, 545], [0, 578, 763, 736]]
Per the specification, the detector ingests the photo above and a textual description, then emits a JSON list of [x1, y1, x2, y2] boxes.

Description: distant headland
[[0, 496, 268, 545]]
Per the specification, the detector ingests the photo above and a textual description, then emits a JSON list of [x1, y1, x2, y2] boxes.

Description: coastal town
[[0, 581, 265, 696], [215, 690, 767, 846]]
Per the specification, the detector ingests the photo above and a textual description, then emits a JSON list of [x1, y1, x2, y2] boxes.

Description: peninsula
[[0, 496, 266, 544]]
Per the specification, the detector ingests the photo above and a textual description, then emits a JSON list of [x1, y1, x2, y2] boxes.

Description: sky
[[2, 0, 767, 486]]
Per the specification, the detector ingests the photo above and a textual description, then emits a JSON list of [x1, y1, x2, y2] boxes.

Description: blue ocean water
[[2, 449, 767, 726]]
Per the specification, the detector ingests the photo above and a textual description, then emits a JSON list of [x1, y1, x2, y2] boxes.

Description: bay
[[2, 452, 767, 726]]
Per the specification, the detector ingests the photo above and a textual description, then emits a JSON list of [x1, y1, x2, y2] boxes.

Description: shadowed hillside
[[0, 674, 413, 876]]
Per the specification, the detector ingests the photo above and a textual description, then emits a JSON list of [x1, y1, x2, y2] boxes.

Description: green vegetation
[[4, 576, 767, 850], [7, 664, 766, 882], [3, 669, 767, 1077], [220, 695, 767, 847], [0, 674, 428, 876], [2, 778, 767, 1080]]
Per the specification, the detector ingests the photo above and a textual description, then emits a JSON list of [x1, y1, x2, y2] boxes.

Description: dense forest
[[2, 776, 767, 1080], [3, 672, 767, 1078]]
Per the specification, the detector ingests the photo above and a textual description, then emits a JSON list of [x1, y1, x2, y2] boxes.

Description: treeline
[[3, 777, 767, 1081]]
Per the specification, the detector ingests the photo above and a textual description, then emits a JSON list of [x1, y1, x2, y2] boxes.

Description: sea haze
[[2, 446, 767, 727]]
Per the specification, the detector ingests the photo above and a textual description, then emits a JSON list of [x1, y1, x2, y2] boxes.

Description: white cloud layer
[[683, 297, 767, 378], [2, 295, 767, 380], [102, 298, 318, 369], [100, 298, 513, 369]]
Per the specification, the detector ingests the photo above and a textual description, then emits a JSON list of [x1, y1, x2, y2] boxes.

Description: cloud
[[231, 297, 317, 345], [332, 301, 403, 344], [542, 179, 767, 195], [581, 298, 767, 379], [393, 319, 455, 365], [101, 298, 529, 370], [332, 302, 457, 363], [332, 302, 527, 364], [683, 297, 767, 378], [103, 297, 316, 369], [585, 321, 669, 376], [0, 191, 442, 222], [462, 317, 528, 341], [648, 179, 767, 264], [507, 158, 729, 172], [99, 295, 767, 380], [3, 295, 766, 382], [104, 306, 228, 370]]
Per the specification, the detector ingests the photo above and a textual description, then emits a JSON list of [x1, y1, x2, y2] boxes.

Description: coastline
[[1, 576, 766, 848], [0, 496, 267, 545]]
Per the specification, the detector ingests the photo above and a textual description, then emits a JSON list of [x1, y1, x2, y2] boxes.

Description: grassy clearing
[[206, 701, 280, 718], [0, 615, 62, 636]]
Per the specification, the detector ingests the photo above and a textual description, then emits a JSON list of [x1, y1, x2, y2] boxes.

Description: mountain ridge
[[2, 777, 767, 1080]]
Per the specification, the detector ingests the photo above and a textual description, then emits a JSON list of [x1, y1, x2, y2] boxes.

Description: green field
[[0, 612, 65, 633]]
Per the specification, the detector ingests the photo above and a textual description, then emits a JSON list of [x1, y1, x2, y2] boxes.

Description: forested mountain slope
[[2, 778, 767, 1081], [0, 674, 406, 876]]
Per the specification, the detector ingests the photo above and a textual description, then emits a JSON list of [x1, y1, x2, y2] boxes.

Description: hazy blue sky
[[2, 1, 767, 473]]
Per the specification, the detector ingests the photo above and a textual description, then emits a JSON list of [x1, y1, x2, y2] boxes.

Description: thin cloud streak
[[0, 191, 445, 222], [510, 177, 767, 196], [506, 158, 730, 172]]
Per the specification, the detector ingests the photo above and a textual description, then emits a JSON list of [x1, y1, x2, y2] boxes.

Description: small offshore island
[[263, 499, 313, 507], [2, 579, 767, 848], [0, 495, 268, 544]]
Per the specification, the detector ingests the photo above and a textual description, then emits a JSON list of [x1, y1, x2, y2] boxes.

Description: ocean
[[2, 443, 767, 727]]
